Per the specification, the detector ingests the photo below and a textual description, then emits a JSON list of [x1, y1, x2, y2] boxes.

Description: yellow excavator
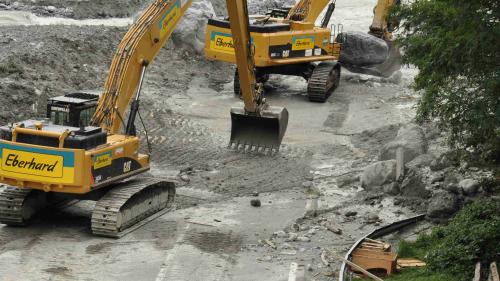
[[205, 0, 401, 102], [206, 0, 341, 102]]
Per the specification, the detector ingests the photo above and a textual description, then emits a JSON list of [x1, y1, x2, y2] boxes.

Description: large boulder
[[459, 179, 480, 195], [399, 169, 430, 198], [337, 31, 389, 66], [426, 190, 460, 221], [379, 124, 427, 164], [173, 0, 216, 54], [361, 160, 397, 189]]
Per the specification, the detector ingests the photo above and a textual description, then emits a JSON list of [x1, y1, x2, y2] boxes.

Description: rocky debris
[[427, 190, 460, 221], [336, 173, 360, 188], [250, 199, 261, 207], [173, 0, 216, 54], [383, 182, 400, 195], [324, 221, 342, 235], [430, 152, 456, 171], [337, 31, 389, 66], [286, 232, 298, 242], [399, 169, 430, 198], [345, 211, 357, 217], [379, 124, 428, 164], [405, 153, 434, 170], [360, 160, 397, 189], [459, 179, 480, 195]]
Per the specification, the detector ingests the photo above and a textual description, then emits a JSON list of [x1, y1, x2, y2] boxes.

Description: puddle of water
[[0, 11, 132, 26]]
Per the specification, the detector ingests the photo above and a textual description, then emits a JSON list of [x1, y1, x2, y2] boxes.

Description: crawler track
[[91, 178, 175, 238], [0, 187, 46, 226], [307, 61, 341, 102]]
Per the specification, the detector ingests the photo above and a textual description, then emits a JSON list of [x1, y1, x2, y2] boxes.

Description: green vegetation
[[355, 200, 499, 281], [391, 0, 500, 161], [0, 60, 23, 76]]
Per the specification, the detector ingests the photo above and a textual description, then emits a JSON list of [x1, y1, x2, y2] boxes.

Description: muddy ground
[[0, 1, 436, 280]]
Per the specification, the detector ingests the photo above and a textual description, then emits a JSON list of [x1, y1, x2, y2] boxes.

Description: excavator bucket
[[229, 104, 289, 153]]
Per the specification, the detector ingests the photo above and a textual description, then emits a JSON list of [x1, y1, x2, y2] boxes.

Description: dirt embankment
[[0, 0, 149, 18]]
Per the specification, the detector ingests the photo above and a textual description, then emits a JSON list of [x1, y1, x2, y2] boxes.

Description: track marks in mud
[[138, 107, 311, 196]]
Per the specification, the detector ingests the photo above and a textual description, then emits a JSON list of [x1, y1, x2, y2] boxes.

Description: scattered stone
[[251, 192, 259, 197], [360, 160, 397, 188], [405, 153, 435, 170], [336, 173, 360, 187], [46, 6, 56, 12], [296, 236, 311, 242], [345, 211, 358, 217], [427, 190, 460, 221], [379, 124, 427, 164], [430, 153, 454, 171], [430, 174, 444, 184], [324, 221, 342, 235], [299, 224, 310, 231], [365, 214, 380, 224], [250, 199, 261, 207], [459, 179, 480, 195], [179, 174, 190, 182], [399, 169, 430, 198], [306, 264, 313, 271], [285, 232, 299, 242]]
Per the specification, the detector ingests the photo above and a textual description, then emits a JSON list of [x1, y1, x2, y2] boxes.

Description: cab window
[[51, 111, 69, 126], [79, 107, 96, 127]]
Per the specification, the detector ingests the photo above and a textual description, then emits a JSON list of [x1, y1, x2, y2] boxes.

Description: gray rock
[[274, 230, 288, 238], [405, 153, 434, 170], [400, 169, 430, 198], [426, 190, 460, 221], [459, 179, 480, 195], [430, 153, 454, 171], [286, 232, 298, 242], [296, 236, 311, 242], [46, 6, 56, 12], [383, 182, 400, 195], [173, 0, 216, 54], [361, 160, 397, 189], [179, 174, 190, 182], [345, 211, 357, 217], [250, 199, 261, 207], [337, 31, 389, 66], [430, 174, 444, 184], [379, 124, 427, 164]]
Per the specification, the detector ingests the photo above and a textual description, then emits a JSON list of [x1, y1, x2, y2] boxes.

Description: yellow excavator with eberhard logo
[[0, 0, 195, 238]]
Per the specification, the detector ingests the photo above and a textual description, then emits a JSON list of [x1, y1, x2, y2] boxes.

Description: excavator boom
[[226, 0, 289, 152], [93, 0, 192, 134]]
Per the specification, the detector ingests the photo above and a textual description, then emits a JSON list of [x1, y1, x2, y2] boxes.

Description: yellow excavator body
[[205, 23, 341, 67], [0, 0, 192, 237]]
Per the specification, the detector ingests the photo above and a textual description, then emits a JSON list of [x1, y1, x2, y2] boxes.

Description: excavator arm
[[92, 0, 192, 135], [226, 0, 289, 153], [286, 0, 331, 24]]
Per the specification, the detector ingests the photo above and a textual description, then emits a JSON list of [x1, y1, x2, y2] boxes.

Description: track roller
[[307, 61, 341, 103]]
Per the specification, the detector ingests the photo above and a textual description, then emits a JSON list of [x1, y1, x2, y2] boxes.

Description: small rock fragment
[[345, 211, 357, 217], [250, 199, 261, 207]]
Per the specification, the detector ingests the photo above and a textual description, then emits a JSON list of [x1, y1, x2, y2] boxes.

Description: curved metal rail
[[339, 214, 426, 281]]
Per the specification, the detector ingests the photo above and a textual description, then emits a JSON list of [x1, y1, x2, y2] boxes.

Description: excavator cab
[[46, 92, 99, 127]]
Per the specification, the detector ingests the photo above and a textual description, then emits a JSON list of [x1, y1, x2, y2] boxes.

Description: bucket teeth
[[228, 141, 280, 155]]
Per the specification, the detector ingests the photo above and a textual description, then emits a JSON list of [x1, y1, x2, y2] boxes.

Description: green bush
[[396, 200, 500, 281], [391, 0, 500, 161]]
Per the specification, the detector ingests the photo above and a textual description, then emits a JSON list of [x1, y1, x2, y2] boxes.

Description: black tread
[[307, 62, 341, 103]]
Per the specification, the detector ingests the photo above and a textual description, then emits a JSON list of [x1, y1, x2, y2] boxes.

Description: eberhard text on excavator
[[0, 0, 194, 238]]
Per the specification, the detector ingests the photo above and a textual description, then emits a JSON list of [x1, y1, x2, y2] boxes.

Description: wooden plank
[[491, 262, 499, 281], [397, 258, 426, 268]]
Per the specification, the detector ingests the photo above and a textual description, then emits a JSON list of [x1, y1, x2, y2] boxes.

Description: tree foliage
[[391, 0, 500, 160]]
